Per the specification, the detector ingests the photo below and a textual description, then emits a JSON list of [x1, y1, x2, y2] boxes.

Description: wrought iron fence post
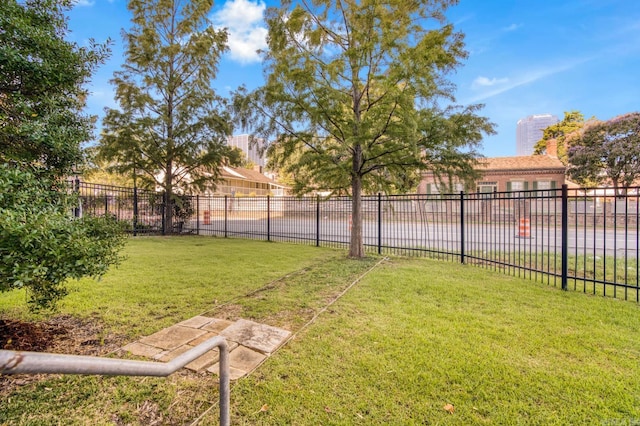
[[267, 195, 271, 242], [224, 195, 228, 238], [133, 186, 138, 236], [377, 193, 382, 254], [74, 177, 81, 218], [316, 196, 320, 247], [561, 184, 568, 291], [460, 191, 465, 264], [196, 195, 200, 235], [161, 192, 167, 235]]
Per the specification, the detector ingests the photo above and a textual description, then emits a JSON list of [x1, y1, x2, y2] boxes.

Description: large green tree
[[235, 0, 494, 257], [0, 0, 124, 310], [97, 0, 232, 231], [568, 112, 640, 194], [0, 0, 108, 172], [533, 110, 585, 164]]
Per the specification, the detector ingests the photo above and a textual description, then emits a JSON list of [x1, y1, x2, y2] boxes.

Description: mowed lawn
[[0, 237, 339, 336], [1, 237, 639, 425]]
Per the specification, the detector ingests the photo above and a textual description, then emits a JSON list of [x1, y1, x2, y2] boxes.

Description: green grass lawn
[[1, 237, 639, 425], [0, 236, 341, 336]]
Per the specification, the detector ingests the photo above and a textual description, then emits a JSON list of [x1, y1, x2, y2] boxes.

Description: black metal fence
[[75, 181, 640, 303]]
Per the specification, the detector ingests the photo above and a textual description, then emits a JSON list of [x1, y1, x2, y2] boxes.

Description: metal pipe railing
[[0, 336, 230, 426]]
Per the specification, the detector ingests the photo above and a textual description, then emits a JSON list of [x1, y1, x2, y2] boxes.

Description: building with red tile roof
[[419, 154, 566, 195]]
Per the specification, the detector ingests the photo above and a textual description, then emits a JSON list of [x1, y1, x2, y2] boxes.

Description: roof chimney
[[546, 138, 558, 159]]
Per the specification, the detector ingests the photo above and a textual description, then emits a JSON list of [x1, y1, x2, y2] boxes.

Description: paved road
[[187, 217, 638, 258]]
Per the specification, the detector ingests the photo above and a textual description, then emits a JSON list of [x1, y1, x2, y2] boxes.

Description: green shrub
[[0, 164, 126, 310]]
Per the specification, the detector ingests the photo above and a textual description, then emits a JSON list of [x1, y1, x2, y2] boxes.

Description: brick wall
[[419, 156, 566, 194]]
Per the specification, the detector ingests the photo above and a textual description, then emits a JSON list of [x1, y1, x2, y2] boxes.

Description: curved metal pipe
[[0, 336, 230, 426]]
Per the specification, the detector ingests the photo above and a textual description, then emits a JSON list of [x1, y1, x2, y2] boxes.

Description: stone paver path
[[122, 315, 291, 380]]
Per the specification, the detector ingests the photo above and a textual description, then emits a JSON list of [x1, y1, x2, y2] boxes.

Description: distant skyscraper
[[516, 114, 559, 156], [227, 134, 266, 168]]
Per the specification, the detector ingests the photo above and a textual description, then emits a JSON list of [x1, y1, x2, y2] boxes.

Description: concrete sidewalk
[[122, 316, 291, 380]]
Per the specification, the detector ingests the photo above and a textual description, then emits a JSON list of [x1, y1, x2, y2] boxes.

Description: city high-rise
[[226, 134, 266, 168], [516, 114, 559, 156]]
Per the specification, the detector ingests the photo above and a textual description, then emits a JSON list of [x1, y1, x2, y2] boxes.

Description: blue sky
[[66, 0, 640, 158]]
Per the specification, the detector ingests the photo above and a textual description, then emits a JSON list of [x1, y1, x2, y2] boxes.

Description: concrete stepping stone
[[177, 315, 217, 328], [188, 331, 221, 347], [220, 319, 291, 354], [139, 325, 206, 350], [184, 341, 240, 372], [157, 345, 191, 362], [155, 340, 240, 371], [122, 342, 164, 358], [156, 345, 219, 371], [201, 318, 233, 334], [207, 345, 267, 379], [123, 316, 290, 379]]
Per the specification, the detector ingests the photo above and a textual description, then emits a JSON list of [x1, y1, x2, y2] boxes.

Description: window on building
[[507, 180, 528, 197], [533, 180, 556, 196], [536, 181, 551, 190], [427, 182, 463, 195], [508, 181, 525, 191], [477, 182, 497, 199], [477, 182, 497, 192]]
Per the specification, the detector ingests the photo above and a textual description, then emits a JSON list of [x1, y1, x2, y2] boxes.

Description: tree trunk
[[349, 174, 365, 258], [612, 179, 626, 197], [349, 145, 365, 258]]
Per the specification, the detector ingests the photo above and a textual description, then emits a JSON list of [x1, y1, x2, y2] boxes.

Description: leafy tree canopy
[[568, 112, 640, 194], [0, 0, 109, 176], [97, 0, 234, 231], [235, 0, 494, 257], [533, 111, 585, 164]]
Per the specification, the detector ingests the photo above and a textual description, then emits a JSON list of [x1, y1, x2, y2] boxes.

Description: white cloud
[[472, 76, 509, 89], [74, 0, 95, 6], [466, 57, 591, 103], [211, 0, 268, 64], [502, 23, 522, 32], [453, 14, 474, 26]]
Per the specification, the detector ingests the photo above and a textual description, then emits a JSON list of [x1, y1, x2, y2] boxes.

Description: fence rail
[[75, 181, 640, 303]]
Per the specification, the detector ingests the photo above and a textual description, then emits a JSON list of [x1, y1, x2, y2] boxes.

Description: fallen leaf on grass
[[324, 406, 332, 413], [255, 404, 268, 414], [443, 403, 455, 414]]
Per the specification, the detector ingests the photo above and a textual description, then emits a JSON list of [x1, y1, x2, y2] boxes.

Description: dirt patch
[[0, 315, 127, 395], [1, 314, 125, 355], [1, 317, 69, 352], [262, 307, 316, 331], [205, 303, 244, 321]]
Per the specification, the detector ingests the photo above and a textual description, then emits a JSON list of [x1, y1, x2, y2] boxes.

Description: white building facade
[[226, 134, 267, 168], [516, 114, 559, 156]]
